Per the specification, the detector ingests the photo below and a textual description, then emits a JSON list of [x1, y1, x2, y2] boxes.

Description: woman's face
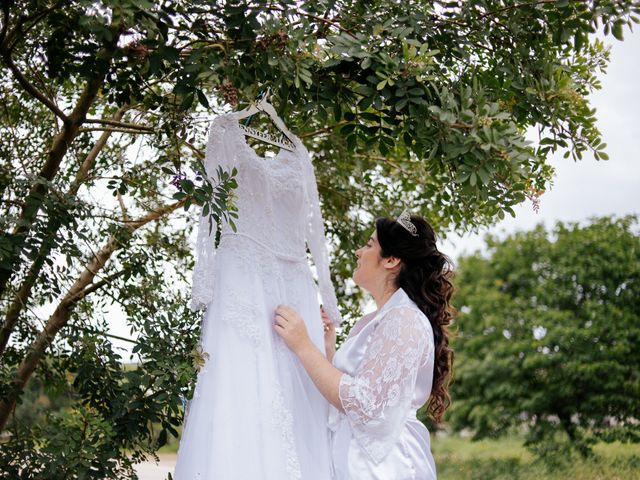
[[353, 231, 383, 289]]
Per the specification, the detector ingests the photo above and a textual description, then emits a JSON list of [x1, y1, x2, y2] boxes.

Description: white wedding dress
[[174, 112, 341, 480]]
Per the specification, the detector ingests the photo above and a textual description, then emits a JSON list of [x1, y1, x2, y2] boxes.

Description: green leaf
[[158, 429, 167, 447], [477, 167, 490, 185], [340, 124, 356, 135], [180, 92, 195, 110], [196, 90, 209, 108], [395, 98, 408, 111], [574, 32, 584, 52], [612, 21, 624, 41]]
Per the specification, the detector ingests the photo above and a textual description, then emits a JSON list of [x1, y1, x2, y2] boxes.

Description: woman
[[274, 211, 454, 479]]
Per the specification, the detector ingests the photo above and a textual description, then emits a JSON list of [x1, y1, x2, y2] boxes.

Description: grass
[[157, 429, 640, 479], [432, 435, 640, 480]]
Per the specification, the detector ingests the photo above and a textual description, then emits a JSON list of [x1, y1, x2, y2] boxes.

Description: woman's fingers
[[274, 308, 290, 332], [276, 304, 296, 319]]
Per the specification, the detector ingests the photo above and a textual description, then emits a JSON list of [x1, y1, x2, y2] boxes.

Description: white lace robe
[[329, 288, 437, 479]]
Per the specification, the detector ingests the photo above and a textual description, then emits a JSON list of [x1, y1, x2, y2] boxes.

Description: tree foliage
[[450, 216, 640, 457], [0, 0, 638, 477]]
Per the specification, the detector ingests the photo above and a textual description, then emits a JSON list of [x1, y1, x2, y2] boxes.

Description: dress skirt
[[174, 234, 332, 480]]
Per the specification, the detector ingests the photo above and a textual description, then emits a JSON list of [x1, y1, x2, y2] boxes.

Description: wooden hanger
[[235, 88, 296, 152]]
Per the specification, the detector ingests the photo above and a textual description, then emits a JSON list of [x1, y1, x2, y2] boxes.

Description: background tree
[[1, 0, 638, 477], [450, 215, 640, 457]]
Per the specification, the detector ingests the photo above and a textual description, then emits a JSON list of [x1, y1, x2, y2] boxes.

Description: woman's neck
[[372, 286, 398, 310]]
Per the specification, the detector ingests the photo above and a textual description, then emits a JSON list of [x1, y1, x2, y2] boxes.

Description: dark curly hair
[[375, 215, 455, 423]]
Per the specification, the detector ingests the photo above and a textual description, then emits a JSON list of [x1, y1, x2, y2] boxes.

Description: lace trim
[[338, 305, 432, 464], [221, 290, 263, 346], [272, 388, 302, 480], [300, 141, 342, 325]]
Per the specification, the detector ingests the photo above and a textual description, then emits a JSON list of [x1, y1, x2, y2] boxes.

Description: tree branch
[[76, 105, 130, 185], [175, 135, 205, 160], [1, 2, 66, 52], [83, 118, 155, 133], [268, 5, 357, 37], [0, 52, 68, 121], [0, 106, 129, 355], [476, 0, 558, 21], [78, 126, 155, 135], [297, 9, 357, 37], [0, 36, 120, 298], [117, 192, 129, 223], [0, 198, 186, 432], [354, 153, 410, 175], [0, 5, 9, 47], [68, 324, 139, 345], [300, 121, 349, 138], [67, 269, 128, 302]]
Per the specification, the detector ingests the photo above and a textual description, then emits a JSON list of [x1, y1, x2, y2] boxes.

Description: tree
[[1, 0, 638, 477], [450, 216, 640, 457]]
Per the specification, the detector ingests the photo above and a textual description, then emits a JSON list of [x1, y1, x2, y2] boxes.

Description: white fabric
[[328, 288, 437, 479], [190, 112, 341, 325], [175, 112, 341, 480]]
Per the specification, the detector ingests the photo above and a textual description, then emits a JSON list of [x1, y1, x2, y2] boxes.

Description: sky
[[108, 27, 640, 357], [443, 28, 640, 261]]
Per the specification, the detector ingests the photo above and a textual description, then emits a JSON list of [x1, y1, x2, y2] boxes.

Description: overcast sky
[[443, 28, 640, 261]]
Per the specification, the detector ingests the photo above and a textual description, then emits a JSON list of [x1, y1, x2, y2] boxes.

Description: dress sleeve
[[190, 118, 230, 311], [302, 151, 342, 325], [338, 306, 432, 463]]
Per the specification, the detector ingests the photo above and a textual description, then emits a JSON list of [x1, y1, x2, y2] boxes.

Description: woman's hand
[[321, 308, 336, 362], [274, 305, 313, 355]]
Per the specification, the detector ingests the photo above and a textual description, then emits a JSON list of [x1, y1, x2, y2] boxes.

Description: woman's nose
[[355, 248, 361, 258]]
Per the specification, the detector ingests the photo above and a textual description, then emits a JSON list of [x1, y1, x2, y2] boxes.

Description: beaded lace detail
[[272, 388, 302, 480]]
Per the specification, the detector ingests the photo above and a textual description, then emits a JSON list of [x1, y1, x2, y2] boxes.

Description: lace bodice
[[330, 288, 434, 464], [191, 112, 342, 325]]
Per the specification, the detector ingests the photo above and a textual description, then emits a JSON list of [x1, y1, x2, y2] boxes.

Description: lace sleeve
[[302, 150, 342, 325], [338, 306, 432, 463], [190, 118, 230, 311]]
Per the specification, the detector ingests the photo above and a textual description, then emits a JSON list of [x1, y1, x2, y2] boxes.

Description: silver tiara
[[396, 210, 418, 237]]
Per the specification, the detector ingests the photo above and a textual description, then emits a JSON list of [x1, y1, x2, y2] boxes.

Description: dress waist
[[220, 232, 307, 263]]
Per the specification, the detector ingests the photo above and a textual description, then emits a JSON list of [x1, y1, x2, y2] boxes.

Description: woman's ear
[[383, 256, 402, 271]]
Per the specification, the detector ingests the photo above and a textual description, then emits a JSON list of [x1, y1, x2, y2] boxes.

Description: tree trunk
[[0, 199, 185, 432]]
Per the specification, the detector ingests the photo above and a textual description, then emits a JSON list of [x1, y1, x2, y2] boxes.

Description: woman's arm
[[275, 305, 343, 410]]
